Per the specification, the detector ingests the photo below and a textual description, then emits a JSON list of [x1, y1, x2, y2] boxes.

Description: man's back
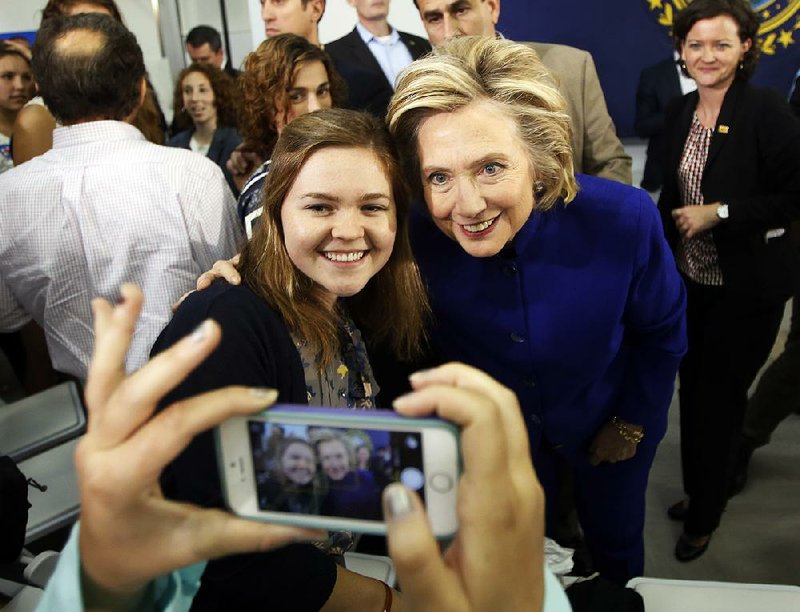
[[0, 121, 243, 379]]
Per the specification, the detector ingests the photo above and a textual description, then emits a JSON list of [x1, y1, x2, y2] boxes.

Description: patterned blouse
[[676, 113, 724, 286], [291, 316, 379, 409], [291, 315, 379, 557]]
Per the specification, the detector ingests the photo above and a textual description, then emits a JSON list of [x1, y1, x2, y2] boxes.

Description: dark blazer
[[658, 80, 800, 301], [223, 61, 241, 80], [325, 27, 431, 119], [155, 282, 337, 610], [167, 125, 242, 196], [790, 74, 800, 118], [635, 57, 682, 191]]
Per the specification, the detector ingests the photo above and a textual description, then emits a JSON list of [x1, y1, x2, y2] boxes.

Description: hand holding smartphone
[[217, 406, 461, 537]]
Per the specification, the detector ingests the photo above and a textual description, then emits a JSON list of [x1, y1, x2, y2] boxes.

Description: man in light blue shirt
[[325, 0, 431, 118]]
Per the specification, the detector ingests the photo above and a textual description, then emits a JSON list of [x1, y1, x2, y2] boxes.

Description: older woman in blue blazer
[[387, 36, 687, 584]]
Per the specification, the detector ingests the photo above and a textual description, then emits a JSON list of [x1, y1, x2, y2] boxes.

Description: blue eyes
[[428, 163, 503, 186], [430, 173, 448, 185]]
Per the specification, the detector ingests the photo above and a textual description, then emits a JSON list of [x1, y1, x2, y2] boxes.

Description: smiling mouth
[[460, 215, 499, 235], [323, 251, 367, 263]]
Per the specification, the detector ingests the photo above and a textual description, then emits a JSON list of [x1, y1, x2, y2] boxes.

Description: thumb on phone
[[382, 484, 464, 611]]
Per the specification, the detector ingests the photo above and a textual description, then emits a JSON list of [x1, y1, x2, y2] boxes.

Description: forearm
[[321, 565, 399, 612]]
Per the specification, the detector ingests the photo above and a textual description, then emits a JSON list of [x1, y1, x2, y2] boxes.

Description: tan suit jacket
[[526, 42, 632, 184]]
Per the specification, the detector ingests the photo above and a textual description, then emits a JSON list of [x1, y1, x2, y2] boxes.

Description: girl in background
[[0, 42, 35, 174], [169, 63, 242, 196]]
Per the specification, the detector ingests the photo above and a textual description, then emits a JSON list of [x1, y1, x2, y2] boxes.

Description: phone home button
[[429, 472, 454, 493]]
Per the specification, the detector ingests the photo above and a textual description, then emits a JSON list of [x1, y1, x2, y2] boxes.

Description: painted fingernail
[[392, 393, 412, 409], [384, 484, 414, 520], [250, 388, 278, 403], [408, 369, 431, 381], [190, 319, 212, 343]]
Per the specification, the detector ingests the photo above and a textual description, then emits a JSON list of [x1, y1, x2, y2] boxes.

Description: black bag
[[0, 455, 29, 563], [567, 576, 645, 612]]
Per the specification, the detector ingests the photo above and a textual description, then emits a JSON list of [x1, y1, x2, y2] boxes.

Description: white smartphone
[[216, 405, 461, 538]]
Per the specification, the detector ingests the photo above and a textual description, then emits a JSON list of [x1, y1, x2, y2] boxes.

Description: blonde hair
[[238, 109, 429, 368], [312, 431, 355, 470], [387, 36, 578, 210]]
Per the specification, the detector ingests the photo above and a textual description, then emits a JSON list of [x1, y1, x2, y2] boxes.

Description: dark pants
[[536, 433, 661, 586], [744, 293, 798, 447], [679, 277, 786, 536]]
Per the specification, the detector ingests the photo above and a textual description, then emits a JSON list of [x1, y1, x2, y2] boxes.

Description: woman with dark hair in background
[[659, 0, 800, 561], [168, 63, 242, 196], [232, 33, 347, 235], [12, 0, 166, 165]]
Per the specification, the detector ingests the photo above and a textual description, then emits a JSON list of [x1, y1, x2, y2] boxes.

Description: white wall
[[0, 0, 173, 119]]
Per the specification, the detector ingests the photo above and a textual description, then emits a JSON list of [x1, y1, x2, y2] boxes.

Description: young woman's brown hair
[[238, 108, 428, 367], [238, 34, 346, 160]]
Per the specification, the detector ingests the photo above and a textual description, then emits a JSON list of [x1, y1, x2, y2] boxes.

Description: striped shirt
[[676, 113, 723, 286]]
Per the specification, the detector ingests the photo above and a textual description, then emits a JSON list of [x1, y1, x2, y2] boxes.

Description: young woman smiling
[[0, 42, 34, 174], [153, 108, 427, 610]]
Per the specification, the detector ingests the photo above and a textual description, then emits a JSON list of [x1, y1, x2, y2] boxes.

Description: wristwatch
[[716, 203, 729, 220]]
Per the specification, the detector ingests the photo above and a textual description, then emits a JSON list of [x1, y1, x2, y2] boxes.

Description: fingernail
[[190, 319, 212, 343], [250, 388, 278, 403], [392, 393, 412, 409], [408, 369, 431, 382], [384, 484, 414, 520]]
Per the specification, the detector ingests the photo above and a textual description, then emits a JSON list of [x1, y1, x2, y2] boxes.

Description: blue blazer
[[411, 174, 687, 458], [168, 125, 242, 197]]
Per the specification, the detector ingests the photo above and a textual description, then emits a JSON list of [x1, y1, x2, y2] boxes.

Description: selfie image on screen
[[248, 421, 425, 520]]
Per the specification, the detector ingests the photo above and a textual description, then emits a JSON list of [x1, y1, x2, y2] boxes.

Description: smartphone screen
[[247, 420, 426, 520]]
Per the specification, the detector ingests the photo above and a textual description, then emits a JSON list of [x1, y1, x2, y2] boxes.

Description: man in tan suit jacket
[[412, 0, 632, 184]]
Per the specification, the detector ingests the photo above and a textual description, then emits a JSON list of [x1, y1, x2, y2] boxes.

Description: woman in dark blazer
[[659, 0, 800, 561], [168, 63, 242, 196]]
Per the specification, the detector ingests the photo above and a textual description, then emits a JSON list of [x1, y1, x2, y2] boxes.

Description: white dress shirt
[[355, 21, 414, 89], [0, 121, 243, 379]]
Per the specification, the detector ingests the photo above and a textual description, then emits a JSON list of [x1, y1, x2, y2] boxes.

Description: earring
[[678, 59, 687, 72], [534, 181, 545, 196], [738, 61, 744, 70]]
